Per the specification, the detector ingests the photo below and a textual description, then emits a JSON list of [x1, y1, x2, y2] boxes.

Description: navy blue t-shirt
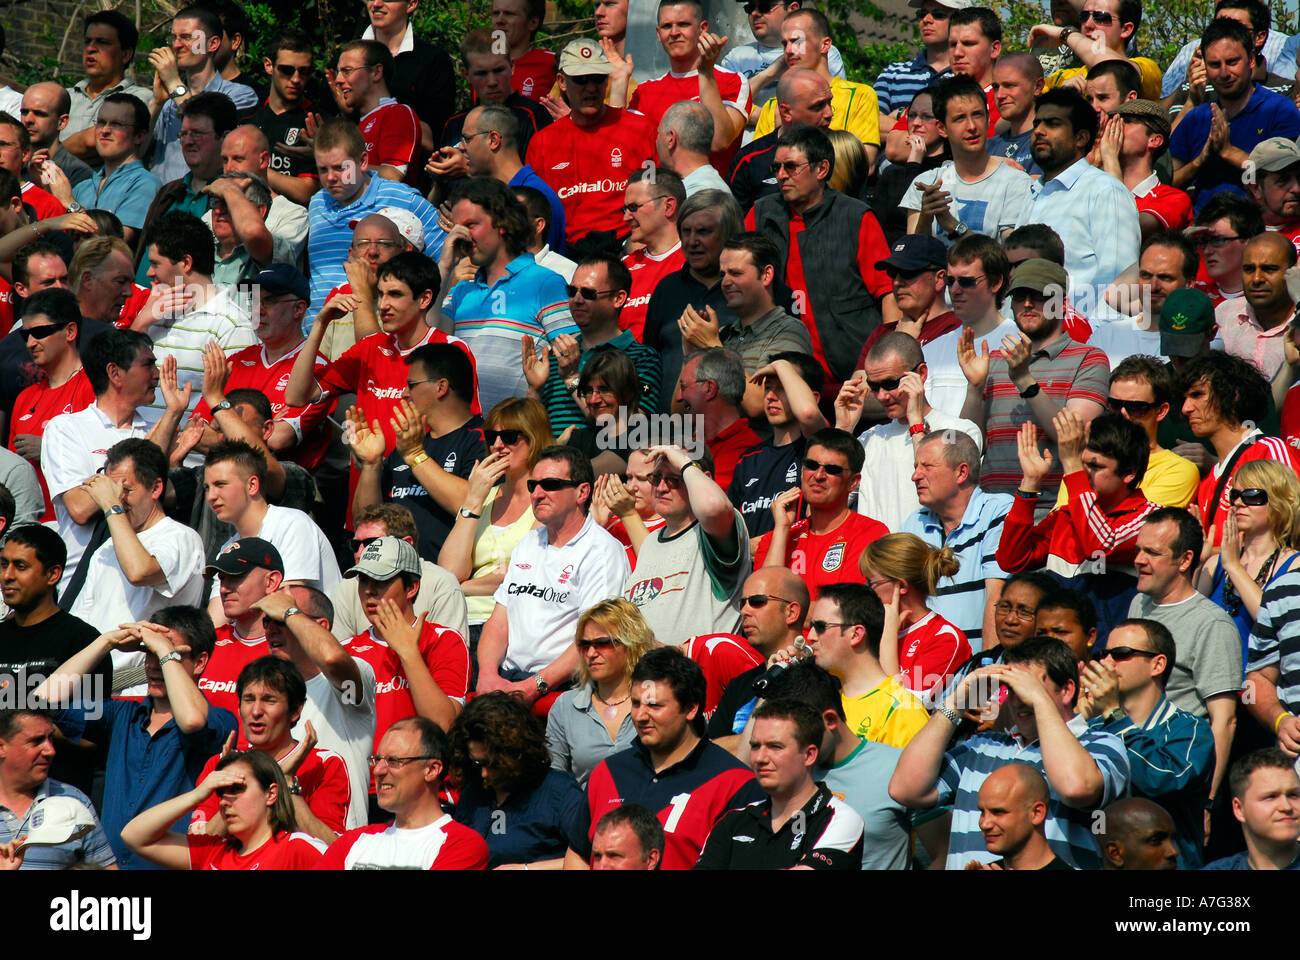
[[453, 767, 591, 867]]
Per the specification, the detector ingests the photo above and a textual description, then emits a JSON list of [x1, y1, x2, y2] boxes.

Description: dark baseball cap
[[254, 263, 310, 302], [1158, 287, 1216, 357], [205, 537, 285, 577], [876, 234, 948, 273]]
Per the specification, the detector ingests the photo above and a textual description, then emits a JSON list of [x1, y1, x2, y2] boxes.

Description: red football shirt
[[315, 816, 489, 869], [896, 611, 971, 695], [681, 633, 763, 720], [198, 624, 269, 720], [1135, 182, 1193, 232], [343, 619, 471, 752], [606, 513, 668, 569], [708, 418, 762, 493], [193, 342, 335, 469], [893, 83, 1000, 134], [512, 47, 558, 103], [22, 181, 65, 221], [1267, 219, 1300, 258], [525, 108, 657, 244], [193, 744, 351, 834], [0, 277, 12, 337], [621, 243, 685, 340], [752, 511, 890, 602], [10, 369, 95, 521], [188, 831, 325, 870], [117, 283, 152, 328], [358, 98, 422, 187], [629, 68, 752, 171]]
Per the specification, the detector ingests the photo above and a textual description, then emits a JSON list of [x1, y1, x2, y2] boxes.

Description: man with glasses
[[807, 582, 928, 747], [721, 0, 846, 113], [528, 255, 662, 432], [477, 445, 628, 706], [1079, 617, 1214, 866], [318, 717, 488, 868], [335, 40, 421, 187], [1034, 0, 1163, 100], [525, 39, 657, 247], [318, 212, 417, 362], [1128, 507, 1242, 826], [959, 258, 1109, 507], [249, 29, 321, 208], [874, 0, 961, 138], [621, 168, 685, 342], [674, 348, 760, 492], [624, 443, 749, 643]]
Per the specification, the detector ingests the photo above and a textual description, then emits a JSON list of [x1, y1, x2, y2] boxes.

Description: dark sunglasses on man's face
[[802, 457, 847, 477], [1094, 646, 1158, 662], [914, 5, 951, 19], [1228, 487, 1269, 507], [1080, 9, 1114, 24], [349, 535, 382, 554], [275, 64, 310, 77], [527, 477, 580, 493], [566, 284, 615, 300], [24, 321, 70, 340], [866, 365, 920, 393], [484, 428, 524, 446], [1106, 397, 1157, 417], [743, 0, 783, 13]]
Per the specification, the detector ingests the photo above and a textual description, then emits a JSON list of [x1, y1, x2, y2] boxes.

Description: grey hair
[[216, 170, 271, 208], [865, 330, 924, 369], [686, 347, 746, 409], [678, 189, 743, 243], [473, 104, 520, 154], [661, 100, 714, 156], [919, 428, 981, 484]]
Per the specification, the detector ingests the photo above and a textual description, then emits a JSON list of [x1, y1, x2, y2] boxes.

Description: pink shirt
[[1214, 297, 1291, 380]]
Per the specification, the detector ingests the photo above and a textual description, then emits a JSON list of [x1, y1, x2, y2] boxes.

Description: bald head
[[660, 100, 714, 157], [1244, 230, 1298, 267], [740, 566, 810, 651], [1100, 798, 1179, 870], [20, 82, 73, 150], [776, 69, 833, 129], [976, 763, 1050, 861], [355, 213, 403, 241], [221, 125, 272, 176], [983, 762, 1050, 806]]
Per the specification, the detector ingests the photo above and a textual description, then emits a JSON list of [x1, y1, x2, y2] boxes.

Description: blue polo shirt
[[56, 698, 237, 870], [72, 159, 161, 231], [873, 50, 953, 116], [0, 780, 117, 870], [509, 164, 566, 254], [1170, 84, 1300, 211]]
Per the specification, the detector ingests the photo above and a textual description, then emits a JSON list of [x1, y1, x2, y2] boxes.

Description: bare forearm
[[291, 616, 362, 692], [291, 795, 338, 846], [61, 487, 101, 525], [352, 461, 384, 518], [396, 648, 461, 732], [1034, 704, 1103, 804], [762, 525, 791, 569], [163, 660, 210, 733], [145, 406, 187, 457], [408, 459, 469, 513], [105, 515, 166, 586], [267, 171, 319, 206], [614, 510, 650, 554], [889, 713, 954, 808], [476, 611, 508, 680], [1208, 698, 1237, 802], [286, 324, 328, 406], [35, 638, 114, 702], [437, 516, 480, 581]]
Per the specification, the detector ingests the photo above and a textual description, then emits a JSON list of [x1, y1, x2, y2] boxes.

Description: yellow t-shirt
[[753, 75, 881, 146], [1044, 56, 1163, 102], [842, 674, 929, 748], [465, 486, 537, 624], [1052, 445, 1201, 510]]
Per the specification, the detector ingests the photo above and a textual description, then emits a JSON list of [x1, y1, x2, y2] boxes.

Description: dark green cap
[[1158, 287, 1216, 357]]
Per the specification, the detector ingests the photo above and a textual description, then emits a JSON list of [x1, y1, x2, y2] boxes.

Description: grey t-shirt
[[1128, 591, 1243, 717], [0, 445, 43, 525], [819, 738, 912, 870]]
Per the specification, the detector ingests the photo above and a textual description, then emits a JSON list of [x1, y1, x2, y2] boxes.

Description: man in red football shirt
[[525, 39, 656, 246], [199, 536, 284, 716], [754, 428, 887, 602], [1102, 100, 1192, 238], [8, 289, 95, 520], [621, 167, 684, 340], [334, 40, 421, 186], [626, 0, 751, 171], [492, 0, 557, 103]]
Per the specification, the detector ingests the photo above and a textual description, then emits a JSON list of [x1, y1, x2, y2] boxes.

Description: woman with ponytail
[[860, 533, 971, 696]]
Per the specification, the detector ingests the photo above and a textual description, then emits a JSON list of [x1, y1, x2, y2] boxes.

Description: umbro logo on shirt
[[745, 477, 758, 487], [734, 835, 755, 842], [551, 162, 570, 170], [240, 359, 257, 366]]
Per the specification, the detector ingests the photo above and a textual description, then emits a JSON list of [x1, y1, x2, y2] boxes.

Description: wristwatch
[[158, 651, 184, 667], [1018, 381, 1041, 399], [947, 221, 969, 239], [282, 605, 303, 622], [908, 421, 929, 436], [458, 507, 481, 520], [106, 504, 126, 516], [534, 675, 550, 695], [939, 705, 962, 726], [1102, 707, 1127, 724], [169, 83, 189, 100], [211, 399, 232, 415], [289, 776, 302, 796], [66, 201, 84, 214]]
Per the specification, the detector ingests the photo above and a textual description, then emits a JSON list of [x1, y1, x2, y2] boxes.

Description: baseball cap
[[1248, 137, 1300, 174], [16, 796, 97, 853], [1158, 287, 1216, 357], [1008, 258, 1069, 296], [345, 536, 421, 582], [906, 0, 980, 9], [253, 263, 310, 302], [348, 207, 425, 252], [205, 537, 286, 577], [559, 39, 613, 77], [876, 235, 947, 273], [1115, 100, 1171, 144]]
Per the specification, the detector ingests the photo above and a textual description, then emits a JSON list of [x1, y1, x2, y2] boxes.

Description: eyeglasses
[[350, 535, 382, 553], [214, 783, 247, 799], [994, 601, 1037, 620], [1228, 487, 1269, 506], [742, 0, 784, 12], [565, 74, 607, 86], [368, 755, 434, 769], [461, 130, 489, 143], [1198, 235, 1242, 249], [648, 471, 685, 489], [771, 159, 811, 176], [275, 64, 310, 77], [622, 196, 665, 215], [527, 477, 580, 493], [336, 64, 373, 79], [808, 619, 847, 635], [566, 284, 617, 300], [1009, 288, 1050, 305], [1079, 9, 1114, 24], [406, 376, 437, 391], [578, 383, 616, 399], [740, 593, 793, 609], [945, 274, 987, 289], [914, 5, 951, 19], [484, 428, 524, 446], [352, 238, 402, 251], [802, 457, 847, 476], [24, 321, 70, 340], [909, 113, 938, 124], [866, 365, 920, 392], [1106, 397, 1157, 416], [94, 118, 133, 132], [578, 636, 620, 651], [1098, 646, 1159, 662]]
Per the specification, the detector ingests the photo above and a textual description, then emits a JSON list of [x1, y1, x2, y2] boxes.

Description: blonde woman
[[545, 599, 657, 786], [438, 398, 551, 639], [827, 129, 868, 199], [1198, 459, 1300, 663], [860, 532, 969, 695]]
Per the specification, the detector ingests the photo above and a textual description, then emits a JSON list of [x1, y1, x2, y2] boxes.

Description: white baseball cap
[[348, 207, 426, 251], [17, 795, 96, 852]]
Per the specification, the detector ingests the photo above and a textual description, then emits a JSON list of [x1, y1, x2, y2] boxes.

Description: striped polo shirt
[[901, 488, 1014, 649], [936, 714, 1130, 870], [873, 50, 953, 117], [979, 332, 1110, 502], [1248, 569, 1300, 716]]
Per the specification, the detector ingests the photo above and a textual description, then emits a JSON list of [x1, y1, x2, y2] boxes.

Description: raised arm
[[374, 604, 462, 731], [121, 768, 245, 870], [253, 589, 363, 695]]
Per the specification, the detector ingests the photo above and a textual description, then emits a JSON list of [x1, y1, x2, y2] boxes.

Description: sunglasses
[[802, 457, 847, 476], [577, 636, 620, 651], [24, 321, 70, 340], [914, 5, 951, 19], [527, 477, 580, 493], [740, 593, 793, 609], [275, 64, 310, 77], [565, 74, 607, 86], [771, 159, 810, 176], [743, 0, 783, 12], [648, 471, 685, 489], [1096, 646, 1158, 662], [565, 284, 616, 300], [621, 197, 664, 215], [1080, 9, 1114, 23], [945, 274, 987, 289], [1198, 234, 1241, 249], [349, 535, 382, 553], [866, 366, 920, 393], [484, 428, 524, 446], [1228, 487, 1268, 506], [1106, 397, 1157, 416], [808, 619, 847, 634]]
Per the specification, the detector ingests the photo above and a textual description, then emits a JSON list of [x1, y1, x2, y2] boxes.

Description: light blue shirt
[[152, 74, 258, 183], [719, 41, 844, 108], [72, 159, 162, 230], [1161, 29, 1290, 99], [1027, 156, 1140, 300], [0, 780, 117, 870]]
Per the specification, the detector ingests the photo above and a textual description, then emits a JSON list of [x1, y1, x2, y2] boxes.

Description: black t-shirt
[[727, 131, 778, 215], [991, 855, 1076, 870], [381, 416, 485, 560], [727, 435, 806, 540], [694, 783, 863, 870], [250, 100, 320, 182], [0, 609, 106, 793]]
